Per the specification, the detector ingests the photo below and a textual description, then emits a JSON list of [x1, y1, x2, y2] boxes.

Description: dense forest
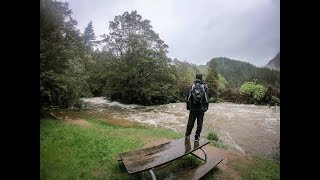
[[40, 0, 280, 113], [198, 57, 280, 89]]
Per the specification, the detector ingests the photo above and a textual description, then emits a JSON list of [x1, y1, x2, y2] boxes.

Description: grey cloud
[[64, 0, 279, 67]]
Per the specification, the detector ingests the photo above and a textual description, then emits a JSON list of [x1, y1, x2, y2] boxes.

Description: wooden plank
[[119, 136, 209, 174], [188, 157, 223, 180], [174, 156, 223, 180]]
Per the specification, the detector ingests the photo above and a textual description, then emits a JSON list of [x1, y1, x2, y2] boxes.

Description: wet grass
[[41, 114, 279, 179], [207, 129, 229, 149], [209, 140, 229, 149], [229, 156, 280, 180], [148, 155, 203, 179], [40, 118, 182, 179], [200, 156, 280, 180]]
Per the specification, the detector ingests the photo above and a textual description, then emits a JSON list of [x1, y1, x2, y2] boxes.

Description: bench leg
[[149, 169, 157, 180], [191, 147, 207, 162]]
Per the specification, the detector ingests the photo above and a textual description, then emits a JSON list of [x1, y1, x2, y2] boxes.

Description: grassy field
[[40, 116, 279, 179], [229, 156, 280, 180]]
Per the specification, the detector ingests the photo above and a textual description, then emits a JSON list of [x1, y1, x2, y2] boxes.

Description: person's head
[[195, 73, 202, 80]]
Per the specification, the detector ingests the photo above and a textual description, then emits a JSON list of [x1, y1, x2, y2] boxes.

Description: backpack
[[191, 83, 206, 104]]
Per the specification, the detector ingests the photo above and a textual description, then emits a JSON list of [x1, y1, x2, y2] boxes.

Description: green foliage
[[270, 96, 280, 106], [197, 65, 208, 77], [172, 59, 198, 101], [205, 60, 219, 99], [101, 11, 177, 105], [230, 156, 280, 180], [40, 118, 183, 179], [84, 51, 112, 96], [83, 21, 96, 51], [41, 3, 178, 108], [207, 129, 228, 149], [198, 58, 280, 106], [261, 85, 280, 106], [219, 86, 280, 106], [217, 74, 228, 92], [40, 0, 279, 109], [40, 0, 92, 108], [205, 57, 280, 89], [219, 89, 248, 104], [177, 155, 202, 169], [240, 81, 267, 102], [208, 96, 225, 103], [207, 129, 218, 141]]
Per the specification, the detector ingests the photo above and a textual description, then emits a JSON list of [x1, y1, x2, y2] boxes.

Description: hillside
[[197, 65, 208, 76], [265, 52, 280, 71], [197, 57, 280, 88]]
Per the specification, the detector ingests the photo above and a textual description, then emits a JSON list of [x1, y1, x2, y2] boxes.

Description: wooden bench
[[117, 136, 223, 179]]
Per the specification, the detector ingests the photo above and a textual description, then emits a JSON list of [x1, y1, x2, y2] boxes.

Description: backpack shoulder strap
[[191, 83, 195, 91], [201, 84, 208, 102], [187, 83, 195, 101]]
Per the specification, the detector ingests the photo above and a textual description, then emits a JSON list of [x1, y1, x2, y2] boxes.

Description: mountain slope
[[198, 57, 280, 88], [265, 52, 280, 71]]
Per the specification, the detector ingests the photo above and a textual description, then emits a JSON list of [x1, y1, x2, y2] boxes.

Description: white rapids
[[80, 97, 280, 158]]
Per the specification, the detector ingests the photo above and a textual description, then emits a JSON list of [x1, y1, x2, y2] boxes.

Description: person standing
[[185, 73, 209, 141]]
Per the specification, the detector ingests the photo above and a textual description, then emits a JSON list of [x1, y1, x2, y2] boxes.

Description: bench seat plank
[[119, 136, 209, 174], [175, 156, 223, 180]]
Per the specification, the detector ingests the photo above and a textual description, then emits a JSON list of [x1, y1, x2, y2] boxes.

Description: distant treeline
[[198, 57, 280, 89], [212, 57, 279, 88], [40, 0, 279, 111], [197, 57, 280, 105]]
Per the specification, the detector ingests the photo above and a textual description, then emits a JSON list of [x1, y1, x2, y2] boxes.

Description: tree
[[101, 11, 176, 105], [172, 59, 198, 100], [83, 21, 96, 51], [40, 0, 91, 109], [205, 60, 219, 99], [85, 50, 113, 96], [217, 74, 228, 92]]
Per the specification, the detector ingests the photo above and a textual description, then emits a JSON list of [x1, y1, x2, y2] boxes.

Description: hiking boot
[[194, 141, 199, 148]]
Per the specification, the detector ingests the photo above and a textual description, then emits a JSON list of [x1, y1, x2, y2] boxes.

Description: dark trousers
[[185, 111, 205, 139]]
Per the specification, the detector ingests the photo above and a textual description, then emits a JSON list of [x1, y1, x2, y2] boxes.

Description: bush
[[240, 81, 267, 102], [262, 85, 280, 106], [207, 129, 218, 141], [208, 97, 224, 103], [72, 99, 89, 110], [219, 89, 251, 104], [270, 96, 280, 106]]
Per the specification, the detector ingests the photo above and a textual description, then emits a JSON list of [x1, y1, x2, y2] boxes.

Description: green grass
[[207, 129, 228, 149], [41, 116, 279, 180], [200, 156, 280, 180], [207, 129, 218, 141], [230, 156, 280, 180], [40, 118, 183, 179], [204, 130, 279, 180]]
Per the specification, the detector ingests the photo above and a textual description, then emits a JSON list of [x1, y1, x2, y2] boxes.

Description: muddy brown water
[[80, 97, 280, 159]]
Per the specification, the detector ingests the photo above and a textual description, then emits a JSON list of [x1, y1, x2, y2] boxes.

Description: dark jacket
[[186, 79, 209, 112]]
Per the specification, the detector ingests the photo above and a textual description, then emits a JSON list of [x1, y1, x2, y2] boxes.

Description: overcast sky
[[63, 0, 280, 67]]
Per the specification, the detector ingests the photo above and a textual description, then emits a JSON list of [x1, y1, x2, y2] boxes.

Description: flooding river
[[81, 97, 280, 159]]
